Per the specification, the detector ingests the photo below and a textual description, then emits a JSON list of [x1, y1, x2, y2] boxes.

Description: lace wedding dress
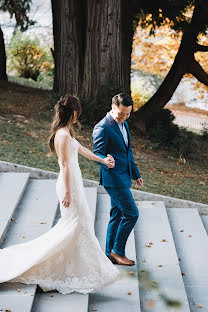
[[0, 137, 120, 294]]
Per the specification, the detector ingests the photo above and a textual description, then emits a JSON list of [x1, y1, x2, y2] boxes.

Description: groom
[[92, 93, 143, 266]]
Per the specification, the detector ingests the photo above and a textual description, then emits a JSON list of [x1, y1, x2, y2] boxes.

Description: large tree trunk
[[0, 27, 8, 81], [51, 0, 85, 94], [134, 0, 208, 127], [121, 0, 134, 93], [81, 0, 124, 100], [51, 0, 131, 117]]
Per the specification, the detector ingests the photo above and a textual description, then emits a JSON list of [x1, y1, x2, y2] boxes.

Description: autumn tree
[[0, 0, 34, 80], [132, 0, 208, 126], [132, 23, 208, 111]]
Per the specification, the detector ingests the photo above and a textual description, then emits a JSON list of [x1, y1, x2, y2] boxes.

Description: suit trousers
[[104, 186, 139, 257]]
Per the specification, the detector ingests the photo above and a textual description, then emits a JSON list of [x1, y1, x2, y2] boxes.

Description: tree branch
[[189, 58, 208, 86], [194, 43, 208, 52]]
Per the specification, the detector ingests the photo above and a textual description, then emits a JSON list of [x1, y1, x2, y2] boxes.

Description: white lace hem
[[8, 269, 121, 294]]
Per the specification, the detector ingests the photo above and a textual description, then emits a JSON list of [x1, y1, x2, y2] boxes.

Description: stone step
[[134, 202, 190, 312], [0, 172, 30, 244], [31, 187, 98, 312], [0, 179, 58, 312], [88, 193, 141, 312], [200, 215, 208, 236], [167, 208, 208, 312]]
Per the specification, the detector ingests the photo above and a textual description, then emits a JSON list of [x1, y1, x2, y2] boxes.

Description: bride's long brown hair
[[48, 94, 82, 156]]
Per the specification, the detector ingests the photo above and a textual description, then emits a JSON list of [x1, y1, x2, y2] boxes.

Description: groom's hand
[[135, 177, 143, 189], [103, 154, 115, 168]]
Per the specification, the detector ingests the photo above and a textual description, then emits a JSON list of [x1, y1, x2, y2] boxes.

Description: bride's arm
[[77, 141, 115, 168], [57, 134, 72, 207]]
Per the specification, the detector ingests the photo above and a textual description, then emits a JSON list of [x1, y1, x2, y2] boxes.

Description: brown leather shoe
[[110, 251, 135, 266]]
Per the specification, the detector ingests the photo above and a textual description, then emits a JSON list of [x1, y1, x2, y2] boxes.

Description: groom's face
[[111, 103, 132, 123]]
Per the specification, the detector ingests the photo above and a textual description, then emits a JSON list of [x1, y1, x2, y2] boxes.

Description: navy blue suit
[[92, 111, 141, 257]]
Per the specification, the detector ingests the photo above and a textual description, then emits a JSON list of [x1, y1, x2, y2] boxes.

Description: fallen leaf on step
[[40, 221, 46, 224], [182, 273, 186, 276], [145, 300, 155, 309], [141, 269, 145, 272], [197, 304, 202, 308], [199, 181, 206, 185], [92, 308, 98, 311], [5, 310, 11, 312], [19, 235, 25, 238], [152, 281, 158, 284], [11, 218, 16, 221], [146, 244, 151, 247], [128, 271, 134, 275], [180, 230, 184, 232], [128, 291, 132, 295], [142, 259, 147, 262], [50, 294, 54, 297], [161, 239, 167, 242], [158, 264, 163, 267], [149, 242, 153, 245], [188, 234, 192, 237], [151, 203, 155, 205], [16, 288, 21, 292]]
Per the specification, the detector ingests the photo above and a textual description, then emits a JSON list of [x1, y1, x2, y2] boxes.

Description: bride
[[0, 94, 120, 294]]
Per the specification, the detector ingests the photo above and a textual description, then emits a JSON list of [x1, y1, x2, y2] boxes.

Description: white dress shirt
[[118, 122, 128, 146], [110, 111, 128, 146]]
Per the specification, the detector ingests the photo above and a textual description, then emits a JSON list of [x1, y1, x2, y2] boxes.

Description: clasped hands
[[103, 154, 143, 189], [103, 154, 115, 168]]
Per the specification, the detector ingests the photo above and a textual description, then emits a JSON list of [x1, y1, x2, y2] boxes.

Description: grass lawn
[[0, 80, 207, 205]]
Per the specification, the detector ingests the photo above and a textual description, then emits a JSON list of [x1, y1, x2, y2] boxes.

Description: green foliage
[[131, 71, 162, 111], [172, 126, 198, 160], [200, 122, 208, 140], [146, 108, 198, 159], [8, 75, 53, 90], [7, 31, 54, 82], [79, 84, 122, 125], [131, 79, 153, 110], [46, 91, 62, 109], [0, 0, 35, 31], [146, 109, 178, 143]]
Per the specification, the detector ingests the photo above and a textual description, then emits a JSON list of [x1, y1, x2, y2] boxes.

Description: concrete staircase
[[0, 171, 208, 312]]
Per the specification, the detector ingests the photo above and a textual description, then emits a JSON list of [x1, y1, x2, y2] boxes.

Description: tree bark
[[51, 0, 131, 114], [121, 0, 134, 93], [81, 0, 124, 100], [51, 0, 85, 94], [134, 0, 208, 125], [0, 26, 8, 81]]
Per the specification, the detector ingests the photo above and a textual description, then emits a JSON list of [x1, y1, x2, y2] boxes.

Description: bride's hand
[[62, 192, 72, 208], [103, 154, 115, 168]]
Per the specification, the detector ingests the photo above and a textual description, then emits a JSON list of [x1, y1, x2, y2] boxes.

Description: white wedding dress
[[0, 137, 120, 294]]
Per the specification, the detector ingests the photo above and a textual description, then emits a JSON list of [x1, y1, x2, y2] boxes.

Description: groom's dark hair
[[112, 93, 133, 107]]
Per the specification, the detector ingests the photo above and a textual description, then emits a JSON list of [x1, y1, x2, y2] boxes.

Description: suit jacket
[[92, 111, 141, 187]]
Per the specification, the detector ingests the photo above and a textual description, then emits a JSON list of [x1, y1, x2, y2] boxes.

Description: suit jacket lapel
[[124, 121, 131, 150], [112, 122, 127, 147], [106, 112, 129, 150]]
